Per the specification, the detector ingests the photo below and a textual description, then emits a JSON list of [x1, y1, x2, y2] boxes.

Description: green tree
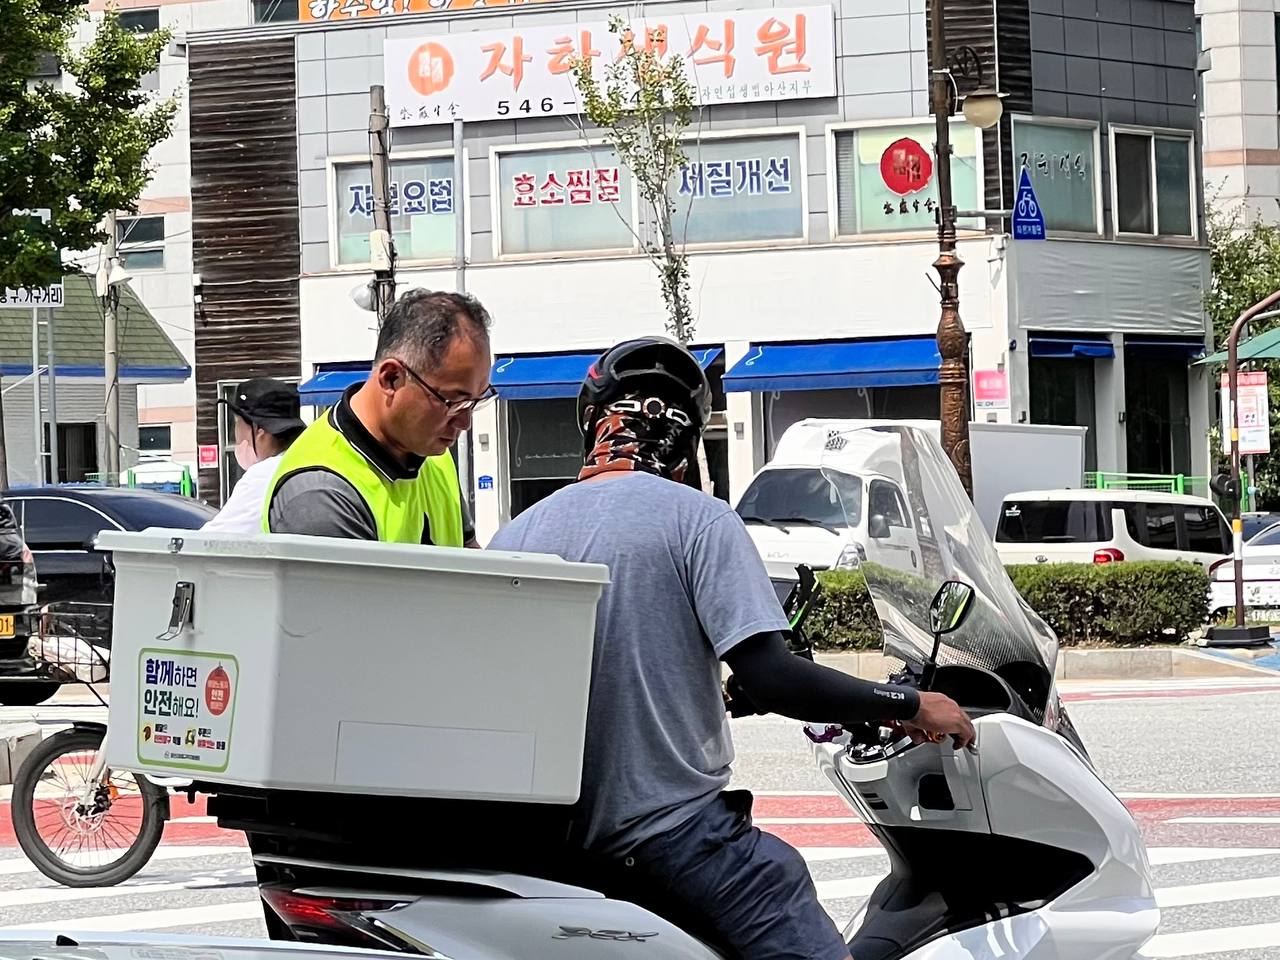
[[0, 1, 177, 487], [1205, 203, 1280, 508], [571, 20, 718, 490]]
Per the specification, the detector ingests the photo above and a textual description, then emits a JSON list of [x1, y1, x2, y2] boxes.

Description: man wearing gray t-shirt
[[489, 338, 973, 960]]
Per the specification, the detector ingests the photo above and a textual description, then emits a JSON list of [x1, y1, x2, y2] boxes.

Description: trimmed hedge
[[808, 561, 1210, 651]]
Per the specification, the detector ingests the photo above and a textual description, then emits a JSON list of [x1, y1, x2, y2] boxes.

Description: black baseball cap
[[219, 378, 305, 437]]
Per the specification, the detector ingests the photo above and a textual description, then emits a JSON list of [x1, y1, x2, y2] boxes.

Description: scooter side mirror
[[929, 580, 975, 636], [868, 514, 891, 540]]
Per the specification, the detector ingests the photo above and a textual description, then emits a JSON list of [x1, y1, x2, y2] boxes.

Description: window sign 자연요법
[[1011, 119, 1098, 233], [334, 155, 457, 265]]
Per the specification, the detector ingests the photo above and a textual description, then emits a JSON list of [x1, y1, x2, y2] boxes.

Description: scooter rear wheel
[[12, 726, 166, 887]]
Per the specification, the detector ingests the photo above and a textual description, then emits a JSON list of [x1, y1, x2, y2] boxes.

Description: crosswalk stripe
[[1156, 874, 1280, 908], [1166, 816, 1280, 825], [0, 846, 244, 878], [0, 871, 255, 910], [1147, 847, 1280, 866], [797, 847, 886, 863], [1141, 921, 1280, 958], [814, 875, 883, 900], [5, 900, 263, 932]]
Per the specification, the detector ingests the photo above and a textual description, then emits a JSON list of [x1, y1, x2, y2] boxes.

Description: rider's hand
[[905, 692, 976, 750]]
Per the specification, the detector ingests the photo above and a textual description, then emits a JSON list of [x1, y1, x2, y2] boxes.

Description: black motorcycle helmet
[[577, 337, 713, 457]]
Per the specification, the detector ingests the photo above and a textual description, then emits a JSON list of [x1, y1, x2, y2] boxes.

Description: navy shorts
[[617, 790, 849, 960]]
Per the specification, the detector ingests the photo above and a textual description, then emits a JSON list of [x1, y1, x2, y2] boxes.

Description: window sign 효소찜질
[[335, 155, 457, 265], [497, 145, 635, 256], [1011, 119, 1098, 233], [670, 133, 805, 245], [833, 122, 981, 236]]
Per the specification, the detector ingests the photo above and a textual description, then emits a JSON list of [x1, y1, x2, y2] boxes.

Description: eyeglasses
[[394, 358, 496, 417]]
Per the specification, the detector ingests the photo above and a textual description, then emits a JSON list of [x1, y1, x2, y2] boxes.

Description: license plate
[[0, 614, 13, 639]]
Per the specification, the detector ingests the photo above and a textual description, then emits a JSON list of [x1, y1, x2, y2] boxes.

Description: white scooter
[[202, 425, 1158, 960]]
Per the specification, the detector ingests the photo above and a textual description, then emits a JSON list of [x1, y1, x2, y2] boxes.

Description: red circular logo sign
[[205, 664, 232, 717], [880, 137, 934, 197]]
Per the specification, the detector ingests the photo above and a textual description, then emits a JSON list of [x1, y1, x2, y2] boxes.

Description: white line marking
[[1166, 816, 1280, 825], [1119, 793, 1280, 800], [5, 900, 263, 932], [0, 845, 245, 877], [1156, 874, 1280, 908], [814, 875, 884, 900], [1147, 847, 1280, 866], [170, 816, 218, 824], [0, 871, 255, 910], [1141, 921, 1280, 958], [798, 847, 886, 863]]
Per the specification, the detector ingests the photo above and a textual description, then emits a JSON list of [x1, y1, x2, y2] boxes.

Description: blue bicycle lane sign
[[1012, 167, 1046, 241]]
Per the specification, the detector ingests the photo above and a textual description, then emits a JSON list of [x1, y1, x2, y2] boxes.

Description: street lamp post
[[927, 1, 1005, 500]]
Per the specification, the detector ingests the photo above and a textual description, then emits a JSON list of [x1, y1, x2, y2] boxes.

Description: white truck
[[737, 418, 1086, 576]]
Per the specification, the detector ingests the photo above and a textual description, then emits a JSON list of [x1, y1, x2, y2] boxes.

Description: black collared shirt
[[268, 384, 474, 544]]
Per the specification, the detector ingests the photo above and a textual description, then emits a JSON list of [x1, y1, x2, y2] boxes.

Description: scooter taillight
[[260, 887, 413, 951]]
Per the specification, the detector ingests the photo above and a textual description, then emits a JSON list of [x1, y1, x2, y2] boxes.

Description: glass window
[[1143, 503, 1179, 549], [1115, 133, 1153, 234], [334, 155, 457, 265], [16, 499, 111, 549], [253, 0, 299, 23], [118, 9, 160, 32], [117, 215, 165, 270], [1253, 523, 1280, 546], [138, 425, 171, 455], [868, 480, 908, 527], [1184, 506, 1228, 554], [1011, 120, 1098, 232], [496, 145, 635, 256], [1155, 137, 1193, 237], [833, 122, 981, 236], [995, 500, 1111, 544], [736, 468, 863, 529], [670, 133, 805, 244], [1114, 130, 1194, 237]]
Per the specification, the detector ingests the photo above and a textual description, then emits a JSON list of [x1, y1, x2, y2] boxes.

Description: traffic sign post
[[1012, 168, 1046, 241]]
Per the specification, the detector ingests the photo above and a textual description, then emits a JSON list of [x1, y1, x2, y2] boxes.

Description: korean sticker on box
[[137, 649, 239, 772]]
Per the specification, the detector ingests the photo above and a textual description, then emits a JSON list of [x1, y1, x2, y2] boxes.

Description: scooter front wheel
[[12, 726, 166, 887]]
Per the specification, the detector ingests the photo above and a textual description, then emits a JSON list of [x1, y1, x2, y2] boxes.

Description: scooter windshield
[[820, 425, 1059, 711]]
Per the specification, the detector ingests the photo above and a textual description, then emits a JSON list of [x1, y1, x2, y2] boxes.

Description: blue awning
[[1028, 335, 1115, 359], [722, 339, 941, 393], [1124, 336, 1207, 360], [493, 347, 722, 401], [298, 367, 368, 407]]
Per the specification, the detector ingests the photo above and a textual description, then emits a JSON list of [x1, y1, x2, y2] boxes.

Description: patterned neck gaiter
[[578, 398, 694, 483]]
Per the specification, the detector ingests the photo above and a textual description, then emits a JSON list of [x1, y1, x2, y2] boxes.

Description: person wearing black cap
[[204, 378, 306, 534]]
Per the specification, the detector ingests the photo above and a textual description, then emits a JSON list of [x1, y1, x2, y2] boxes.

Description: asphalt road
[[1, 678, 1278, 957]]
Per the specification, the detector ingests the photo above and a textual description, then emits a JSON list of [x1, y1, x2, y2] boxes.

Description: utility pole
[[452, 116, 473, 518], [31, 306, 41, 483], [368, 85, 396, 326], [103, 210, 121, 486], [46, 308, 58, 485]]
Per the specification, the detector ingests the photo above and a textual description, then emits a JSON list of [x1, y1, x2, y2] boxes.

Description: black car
[[0, 486, 216, 705]]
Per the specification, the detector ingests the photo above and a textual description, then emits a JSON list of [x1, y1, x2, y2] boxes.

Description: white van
[[993, 489, 1230, 567]]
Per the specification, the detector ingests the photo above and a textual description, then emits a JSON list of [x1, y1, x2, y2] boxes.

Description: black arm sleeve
[[723, 631, 920, 724]]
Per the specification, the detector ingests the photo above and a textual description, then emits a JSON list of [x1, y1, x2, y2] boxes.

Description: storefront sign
[[880, 137, 933, 197], [334, 156, 457, 264], [496, 145, 635, 256], [197, 445, 218, 468], [303, 0, 558, 24], [1011, 119, 1098, 233], [1222, 371, 1271, 457], [384, 7, 836, 127], [670, 132, 805, 244], [973, 370, 1009, 410]]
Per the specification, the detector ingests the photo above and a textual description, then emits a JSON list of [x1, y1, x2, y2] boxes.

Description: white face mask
[[234, 434, 258, 471]]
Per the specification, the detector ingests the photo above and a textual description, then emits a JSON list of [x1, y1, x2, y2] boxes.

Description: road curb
[[813, 647, 1278, 682], [0, 722, 41, 786]]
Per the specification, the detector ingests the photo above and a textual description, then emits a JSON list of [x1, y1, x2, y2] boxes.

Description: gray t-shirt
[[487, 472, 790, 855]]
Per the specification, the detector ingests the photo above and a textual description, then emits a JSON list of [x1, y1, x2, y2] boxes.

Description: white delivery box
[[100, 530, 609, 804]]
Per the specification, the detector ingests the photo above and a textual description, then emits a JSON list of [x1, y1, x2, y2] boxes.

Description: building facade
[[1196, 0, 1280, 221], [185, 0, 1210, 542]]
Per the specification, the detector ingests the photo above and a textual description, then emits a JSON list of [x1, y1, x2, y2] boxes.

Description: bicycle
[[11, 603, 172, 887]]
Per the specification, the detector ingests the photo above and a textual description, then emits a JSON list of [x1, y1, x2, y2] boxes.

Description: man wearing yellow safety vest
[[263, 288, 495, 546]]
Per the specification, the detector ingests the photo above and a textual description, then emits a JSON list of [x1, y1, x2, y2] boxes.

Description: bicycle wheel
[[12, 727, 166, 887]]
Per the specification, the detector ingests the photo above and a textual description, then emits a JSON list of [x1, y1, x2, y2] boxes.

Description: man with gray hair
[[264, 288, 494, 546]]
